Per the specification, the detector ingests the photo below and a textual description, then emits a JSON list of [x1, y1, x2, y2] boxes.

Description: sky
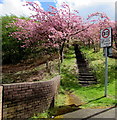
[[0, 0, 116, 21]]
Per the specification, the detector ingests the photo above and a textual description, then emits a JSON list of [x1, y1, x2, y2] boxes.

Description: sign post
[[105, 47, 108, 97], [100, 27, 112, 97]]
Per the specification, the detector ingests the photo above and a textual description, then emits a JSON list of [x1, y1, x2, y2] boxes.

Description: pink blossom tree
[[77, 13, 116, 52], [10, 2, 115, 62]]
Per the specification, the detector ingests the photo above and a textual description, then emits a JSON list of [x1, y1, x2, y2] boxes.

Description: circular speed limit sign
[[102, 28, 110, 38], [100, 27, 112, 48]]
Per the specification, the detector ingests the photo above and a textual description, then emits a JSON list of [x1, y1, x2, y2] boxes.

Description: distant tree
[[77, 13, 116, 52]]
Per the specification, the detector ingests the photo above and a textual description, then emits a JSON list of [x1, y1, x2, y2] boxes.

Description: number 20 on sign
[[100, 27, 112, 48]]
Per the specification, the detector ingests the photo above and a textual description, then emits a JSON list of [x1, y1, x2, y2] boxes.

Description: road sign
[[100, 27, 112, 48], [100, 27, 113, 97], [103, 47, 113, 57]]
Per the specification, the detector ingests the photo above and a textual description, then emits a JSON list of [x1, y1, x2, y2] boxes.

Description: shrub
[[2, 15, 32, 64]]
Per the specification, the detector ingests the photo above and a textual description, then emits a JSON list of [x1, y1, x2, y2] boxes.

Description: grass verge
[[60, 46, 116, 108], [31, 46, 116, 118]]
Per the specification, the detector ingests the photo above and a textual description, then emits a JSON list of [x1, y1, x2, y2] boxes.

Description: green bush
[[2, 15, 32, 64], [2, 15, 59, 64]]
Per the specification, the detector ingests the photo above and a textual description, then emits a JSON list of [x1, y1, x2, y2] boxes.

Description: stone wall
[[2, 75, 60, 119]]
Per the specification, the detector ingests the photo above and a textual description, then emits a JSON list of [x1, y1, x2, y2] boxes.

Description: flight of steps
[[74, 44, 97, 86], [78, 71, 97, 85]]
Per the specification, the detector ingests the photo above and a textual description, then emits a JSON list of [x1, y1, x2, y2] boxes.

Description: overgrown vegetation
[[32, 46, 116, 118], [2, 16, 59, 84], [2, 56, 59, 84], [62, 46, 116, 108], [2, 15, 31, 64], [78, 46, 116, 108], [80, 46, 116, 84], [2, 15, 58, 64], [60, 46, 116, 108]]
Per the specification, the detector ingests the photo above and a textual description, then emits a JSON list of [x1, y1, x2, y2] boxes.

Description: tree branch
[[70, 23, 94, 36]]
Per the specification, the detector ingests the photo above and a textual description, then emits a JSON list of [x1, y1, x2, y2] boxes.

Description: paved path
[[63, 107, 116, 119], [0, 86, 2, 120]]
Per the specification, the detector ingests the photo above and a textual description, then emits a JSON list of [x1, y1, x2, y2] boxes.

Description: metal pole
[[58, 49, 61, 74], [105, 47, 108, 97]]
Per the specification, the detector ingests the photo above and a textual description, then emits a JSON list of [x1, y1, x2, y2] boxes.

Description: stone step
[[78, 69, 92, 71], [78, 64, 88, 67], [79, 78, 96, 81], [77, 62, 87, 64], [79, 75, 95, 77], [79, 77, 96, 80], [79, 81, 97, 84], [74, 45, 97, 86], [78, 73, 94, 75], [78, 69, 90, 71], [77, 62, 86, 64], [79, 74, 95, 76], [78, 66, 91, 68], [77, 59, 87, 63], [78, 64, 88, 68], [79, 71, 92, 73]]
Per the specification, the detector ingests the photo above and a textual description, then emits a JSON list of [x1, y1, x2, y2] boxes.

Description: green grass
[[31, 46, 116, 118], [60, 46, 78, 90], [80, 47, 116, 84], [74, 82, 116, 108], [75, 46, 116, 108], [55, 86, 67, 106], [31, 111, 49, 119], [60, 46, 116, 108]]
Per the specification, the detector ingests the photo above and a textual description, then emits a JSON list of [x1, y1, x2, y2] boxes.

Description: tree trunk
[[46, 60, 51, 74], [114, 37, 117, 49], [60, 48, 63, 63], [88, 39, 91, 48], [59, 39, 66, 63], [66, 40, 69, 48], [91, 39, 96, 52], [58, 51, 61, 74]]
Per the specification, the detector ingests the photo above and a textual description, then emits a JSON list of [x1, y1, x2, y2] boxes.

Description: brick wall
[[0, 86, 2, 120], [2, 75, 60, 119]]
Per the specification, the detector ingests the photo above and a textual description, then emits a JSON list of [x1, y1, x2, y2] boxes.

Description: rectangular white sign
[[100, 27, 112, 48]]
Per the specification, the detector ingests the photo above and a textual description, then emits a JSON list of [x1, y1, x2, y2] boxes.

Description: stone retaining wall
[[2, 75, 60, 119]]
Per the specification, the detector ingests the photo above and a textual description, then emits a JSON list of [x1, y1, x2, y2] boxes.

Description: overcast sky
[[0, 0, 116, 20]]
